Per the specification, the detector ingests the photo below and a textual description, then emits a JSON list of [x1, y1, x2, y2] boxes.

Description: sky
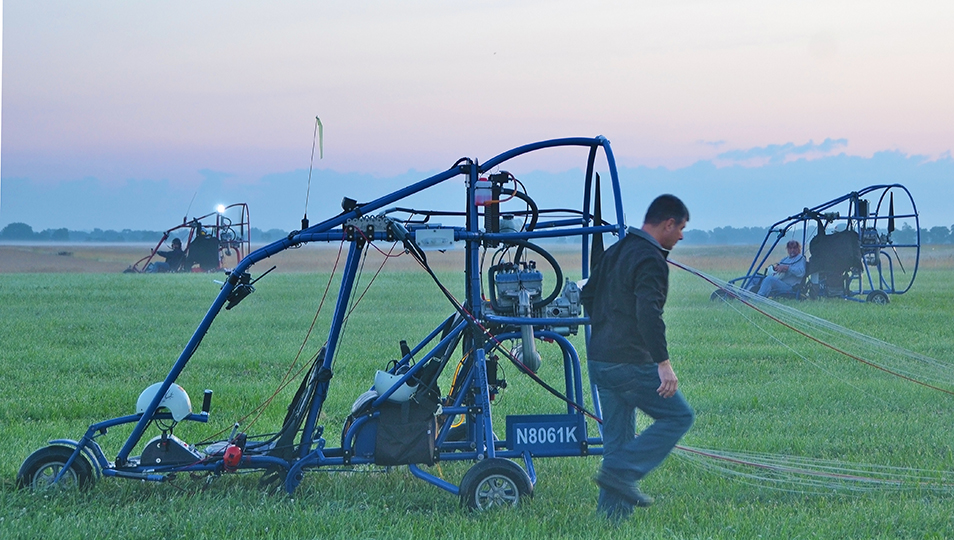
[[2, 1, 953, 233]]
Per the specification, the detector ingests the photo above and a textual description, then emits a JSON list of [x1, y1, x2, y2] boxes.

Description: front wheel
[[17, 445, 94, 491], [459, 458, 533, 510], [866, 290, 890, 305]]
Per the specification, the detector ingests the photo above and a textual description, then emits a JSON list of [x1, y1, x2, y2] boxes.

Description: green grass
[[2, 250, 954, 539]]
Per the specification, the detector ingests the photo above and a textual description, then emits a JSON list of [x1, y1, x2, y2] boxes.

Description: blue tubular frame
[[43, 136, 626, 497], [731, 184, 920, 300]]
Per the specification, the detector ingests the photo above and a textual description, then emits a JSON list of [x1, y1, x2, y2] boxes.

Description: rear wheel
[[17, 445, 94, 491], [459, 458, 533, 510], [710, 289, 733, 302], [866, 290, 890, 305]]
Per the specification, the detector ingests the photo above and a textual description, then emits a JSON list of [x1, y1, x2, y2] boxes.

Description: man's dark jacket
[[582, 228, 670, 365]]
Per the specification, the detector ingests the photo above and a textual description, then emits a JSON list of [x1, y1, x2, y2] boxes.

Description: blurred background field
[[4, 242, 954, 274]]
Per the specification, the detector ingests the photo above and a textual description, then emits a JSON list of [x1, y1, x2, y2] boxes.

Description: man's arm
[[633, 257, 670, 366], [657, 360, 678, 398]]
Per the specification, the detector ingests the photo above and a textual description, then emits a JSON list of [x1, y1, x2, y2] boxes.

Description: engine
[[486, 260, 581, 336]]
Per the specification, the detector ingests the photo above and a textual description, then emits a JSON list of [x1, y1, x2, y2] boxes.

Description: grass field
[[2, 244, 954, 539]]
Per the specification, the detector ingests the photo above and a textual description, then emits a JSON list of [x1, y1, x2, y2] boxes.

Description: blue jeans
[[590, 361, 694, 517], [757, 275, 794, 296]]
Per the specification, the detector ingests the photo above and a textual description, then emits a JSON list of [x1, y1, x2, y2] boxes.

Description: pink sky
[[3, 1, 953, 230]]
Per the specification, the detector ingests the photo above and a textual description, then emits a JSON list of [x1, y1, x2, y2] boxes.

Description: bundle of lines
[[673, 445, 954, 493], [668, 259, 954, 492], [673, 260, 954, 394]]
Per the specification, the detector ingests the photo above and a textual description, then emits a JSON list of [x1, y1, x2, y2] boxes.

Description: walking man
[[583, 194, 695, 521]]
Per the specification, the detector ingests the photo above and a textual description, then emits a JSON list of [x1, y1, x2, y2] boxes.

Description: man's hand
[[657, 360, 678, 398]]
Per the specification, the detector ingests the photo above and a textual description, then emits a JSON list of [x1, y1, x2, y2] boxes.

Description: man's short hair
[[644, 194, 689, 226]]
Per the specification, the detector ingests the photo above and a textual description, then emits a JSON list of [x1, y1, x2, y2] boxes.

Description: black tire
[[866, 290, 890, 305], [710, 289, 732, 302], [17, 445, 94, 491], [806, 283, 821, 300], [459, 458, 533, 510]]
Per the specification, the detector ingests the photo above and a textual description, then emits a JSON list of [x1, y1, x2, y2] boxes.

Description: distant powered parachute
[[125, 203, 251, 273], [712, 185, 919, 304]]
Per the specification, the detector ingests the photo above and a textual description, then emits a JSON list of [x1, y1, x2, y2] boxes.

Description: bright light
[[216, 204, 226, 214]]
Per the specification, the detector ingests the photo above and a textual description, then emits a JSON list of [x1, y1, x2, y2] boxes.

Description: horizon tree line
[[1, 221, 951, 246]]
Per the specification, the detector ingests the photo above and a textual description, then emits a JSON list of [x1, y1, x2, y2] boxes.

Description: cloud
[[198, 169, 236, 182], [618, 149, 953, 231], [3, 150, 953, 233], [717, 138, 849, 164]]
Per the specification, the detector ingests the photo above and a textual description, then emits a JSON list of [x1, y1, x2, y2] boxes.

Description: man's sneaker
[[594, 470, 654, 507]]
